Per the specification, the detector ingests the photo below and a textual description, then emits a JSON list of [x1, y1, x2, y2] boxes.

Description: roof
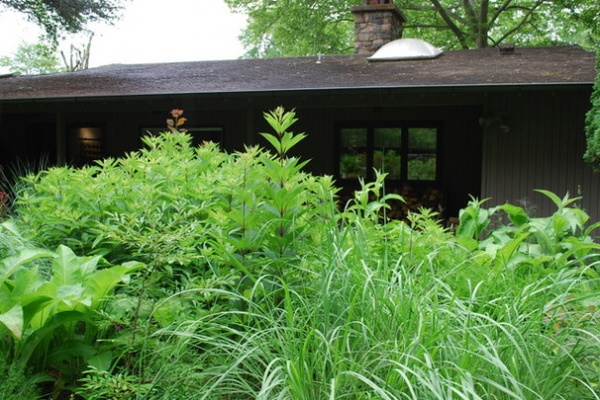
[[0, 45, 595, 101]]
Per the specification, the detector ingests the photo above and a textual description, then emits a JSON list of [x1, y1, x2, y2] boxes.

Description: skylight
[[368, 38, 443, 61]]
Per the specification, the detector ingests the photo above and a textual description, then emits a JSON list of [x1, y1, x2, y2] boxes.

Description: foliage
[[456, 190, 600, 273], [153, 188, 600, 399], [4, 108, 600, 398], [13, 109, 337, 282], [397, 0, 599, 49], [74, 366, 154, 399], [0, 36, 64, 75], [0, 228, 144, 394], [225, 0, 358, 58], [226, 0, 599, 57], [584, 49, 600, 171], [0, 354, 40, 399], [0, 0, 125, 39]]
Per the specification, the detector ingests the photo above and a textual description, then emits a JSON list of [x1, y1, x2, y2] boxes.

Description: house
[[0, 0, 597, 222]]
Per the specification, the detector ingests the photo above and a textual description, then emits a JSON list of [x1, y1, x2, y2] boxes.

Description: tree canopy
[[225, 0, 356, 58], [225, 0, 599, 57], [0, 37, 63, 75], [0, 0, 126, 39], [583, 50, 600, 171]]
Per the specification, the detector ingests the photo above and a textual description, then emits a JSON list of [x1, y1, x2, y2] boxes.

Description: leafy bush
[[0, 226, 144, 396], [14, 108, 338, 285], [4, 107, 600, 399], [584, 49, 600, 170], [0, 354, 40, 399], [153, 198, 600, 399]]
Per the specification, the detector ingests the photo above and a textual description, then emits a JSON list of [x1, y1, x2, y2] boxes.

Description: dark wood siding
[[481, 88, 600, 222]]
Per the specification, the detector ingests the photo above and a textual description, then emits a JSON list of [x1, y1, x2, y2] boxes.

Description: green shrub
[[584, 49, 600, 170], [6, 108, 600, 399], [13, 108, 338, 286], [0, 353, 40, 399], [0, 229, 144, 395]]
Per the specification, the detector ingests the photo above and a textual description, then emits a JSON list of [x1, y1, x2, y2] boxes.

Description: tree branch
[[490, 0, 514, 25], [428, 0, 470, 48], [461, 0, 479, 28], [494, 0, 546, 44]]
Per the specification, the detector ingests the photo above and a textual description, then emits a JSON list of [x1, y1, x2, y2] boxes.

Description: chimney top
[[351, 0, 406, 55]]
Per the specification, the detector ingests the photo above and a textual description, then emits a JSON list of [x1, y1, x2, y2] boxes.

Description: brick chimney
[[351, 0, 406, 55]]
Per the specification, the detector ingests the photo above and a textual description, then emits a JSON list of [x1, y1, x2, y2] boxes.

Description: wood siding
[[481, 88, 600, 221], [3, 87, 597, 224]]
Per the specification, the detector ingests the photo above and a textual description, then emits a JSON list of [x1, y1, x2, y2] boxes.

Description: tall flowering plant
[[166, 109, 187, 133]]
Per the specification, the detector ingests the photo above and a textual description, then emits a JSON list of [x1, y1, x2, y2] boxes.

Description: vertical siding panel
[[517, 91, 531, 206], [480, 89, 600, 222], [538, 91, 553, 215]]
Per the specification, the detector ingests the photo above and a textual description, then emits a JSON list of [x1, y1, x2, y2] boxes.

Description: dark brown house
[[0, 1, 597, 222]]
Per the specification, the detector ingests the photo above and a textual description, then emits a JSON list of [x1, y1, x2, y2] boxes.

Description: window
[[338, 124, 438, 181], [70, 127, 104, 166]]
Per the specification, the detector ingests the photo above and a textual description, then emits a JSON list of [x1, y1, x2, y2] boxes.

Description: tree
[[397, 0, 599, 49], [0, 36, 63, 75], [0, 33, 94, 74], [0, 0, 126, 39], [583, 49, 600, 171], [225, 0, 599, 57], [225, 0, 358, 58]]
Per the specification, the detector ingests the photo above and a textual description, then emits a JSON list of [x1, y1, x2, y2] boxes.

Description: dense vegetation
[[1, 108, 599, 399], [226, 0, 600, 57], [584, 49, 600, 171], [0, 0, 125, 39]]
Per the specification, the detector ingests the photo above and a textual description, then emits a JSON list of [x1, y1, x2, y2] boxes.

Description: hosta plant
[[0, 235, 143, 393]]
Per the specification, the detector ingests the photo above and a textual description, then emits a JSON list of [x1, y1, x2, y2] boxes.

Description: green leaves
[[458, 190, 600, 272], [260, 107, 307, 159], [226, 0, 598, 57], [584, 49, 600, 171], [1, 0, 124, 39], [0, 241, 144, 374], [456, 197, 496, 240], [0, 304, 23, 340], [226, 0, 355, 57]]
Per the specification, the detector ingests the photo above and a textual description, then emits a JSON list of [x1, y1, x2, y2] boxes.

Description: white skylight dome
[[368, 38, 443, 61]]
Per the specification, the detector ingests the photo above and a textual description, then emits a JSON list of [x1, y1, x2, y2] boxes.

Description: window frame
[[335, 121, 441, 183]]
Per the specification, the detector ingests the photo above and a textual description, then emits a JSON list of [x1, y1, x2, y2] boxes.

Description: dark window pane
[[374, 128, 402, 179], [408, 128, 436, 152], [340, 128, 367, 178], [407, 128, 437, 180], [407, 154, 436, 180]]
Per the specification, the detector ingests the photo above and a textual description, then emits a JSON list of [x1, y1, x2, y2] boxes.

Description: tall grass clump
[[142, 185, 600, 399], [2, 107, 600, 398]]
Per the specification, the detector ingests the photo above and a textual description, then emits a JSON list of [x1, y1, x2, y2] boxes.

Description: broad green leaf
[[47, 340, 97, 366], [1, 248, 56, 286], [500, 204, 529, 226], [84, 261, 145, 309], [0, 304, 23, 340], [10, 266, 43, 298], [259, 132, 283, 153], [19, 310, 90, 365], [87, 351, 114, 372], [495, 231, 531, 267], [52, 245, 92, 286], [56, 284, 90, 308]]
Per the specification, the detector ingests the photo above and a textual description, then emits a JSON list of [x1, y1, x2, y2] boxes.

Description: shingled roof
[[0, 45, 595, 101]]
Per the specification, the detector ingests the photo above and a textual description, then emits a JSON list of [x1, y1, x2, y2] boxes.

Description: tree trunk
[[475, 0, 490, 47]]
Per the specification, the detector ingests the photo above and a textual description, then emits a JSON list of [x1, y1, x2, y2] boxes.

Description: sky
[[0, 0, 247, 73]]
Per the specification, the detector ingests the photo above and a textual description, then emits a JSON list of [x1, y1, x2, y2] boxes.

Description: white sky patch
[[0, 0, 247, 73]]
